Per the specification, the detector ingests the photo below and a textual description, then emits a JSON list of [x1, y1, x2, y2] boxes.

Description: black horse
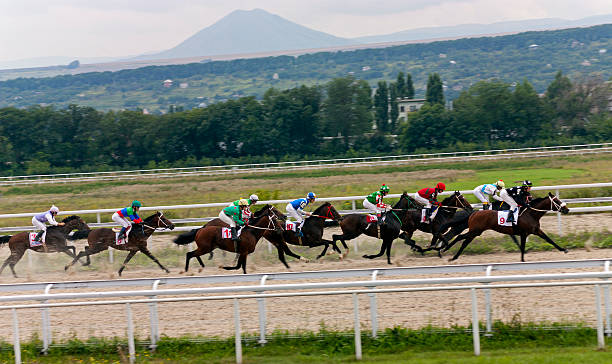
[[398, 191, 473, 254], [362, 194, 412, 264]]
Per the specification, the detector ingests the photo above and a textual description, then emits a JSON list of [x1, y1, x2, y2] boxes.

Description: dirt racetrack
[[0, 213, 610, 341]]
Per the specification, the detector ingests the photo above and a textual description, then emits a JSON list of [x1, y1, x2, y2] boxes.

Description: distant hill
[[1, 24, 611, 111], [138, 8, 355, 60], [355, 14, 612, 44]]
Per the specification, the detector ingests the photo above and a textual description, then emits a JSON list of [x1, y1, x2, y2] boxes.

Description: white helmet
[[249, 194, 259, 203], [50, 205, 59, 213]]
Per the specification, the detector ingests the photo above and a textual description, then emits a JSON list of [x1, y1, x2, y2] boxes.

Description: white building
[[397, 98, 426, 121]]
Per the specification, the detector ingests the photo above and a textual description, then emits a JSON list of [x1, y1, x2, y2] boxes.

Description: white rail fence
[[2, 260, 612, 363], [0, 143, 610, 186]]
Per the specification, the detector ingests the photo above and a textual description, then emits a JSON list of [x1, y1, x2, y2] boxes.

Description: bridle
[[311, 204, 342, 221], [527, 195, 567, 212], [247, 209, 282, 231], [143, 212, 172, 231]]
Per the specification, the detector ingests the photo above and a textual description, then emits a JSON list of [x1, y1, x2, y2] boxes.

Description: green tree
[[396, 72, 406, 97], [389, 83, 399, 132], [406, 73, 415, 99], [401, 103, 452, 151], [426, 73, 444, 105], [374, 81, 389, 132]]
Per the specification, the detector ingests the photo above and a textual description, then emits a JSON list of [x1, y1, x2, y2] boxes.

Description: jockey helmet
[[238, 199, 249, 206], [50, 205, 59, 214], [132, 200, 142, 208], [495, 180, 505, 189], [436, 182, 446, 191], [249, 194, 259, 203], [380, 184, 390, 194], [522, 180, 533, 187], [307, 192, 316, 200]]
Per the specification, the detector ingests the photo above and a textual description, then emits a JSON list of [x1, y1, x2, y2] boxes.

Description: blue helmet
[[307, 192, 316, 200]]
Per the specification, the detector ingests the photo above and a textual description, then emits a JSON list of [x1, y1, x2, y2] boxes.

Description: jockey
[[286, 192, 316, 236], [220, 199, 249, 241], [473, 180, 504, 210], [415, 182, 446, 222], [112, 200, 143, 240], [363, 184, 390, 225], [502, 180, 533, 223], [230, 194, 259, 207], [32, 205, 65, 242]]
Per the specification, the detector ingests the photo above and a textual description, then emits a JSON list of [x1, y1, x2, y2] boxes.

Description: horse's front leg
[[535, 229, 568, 253], [363, 239, 386, 259], [139, 246, 170, 273]]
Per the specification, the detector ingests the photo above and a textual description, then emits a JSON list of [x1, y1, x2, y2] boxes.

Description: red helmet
[[436, 182, 446, 191]]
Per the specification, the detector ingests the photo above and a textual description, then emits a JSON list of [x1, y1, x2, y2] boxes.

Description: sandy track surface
[[0, 214, 610, 341]]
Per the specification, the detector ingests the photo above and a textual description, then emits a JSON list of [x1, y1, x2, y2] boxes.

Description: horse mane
[[140, 212, 160, 225], [312, 202, 331, 214], [529, 196, 548, 205], [61, 215, 80, 223], [252, 204, 272, 218]]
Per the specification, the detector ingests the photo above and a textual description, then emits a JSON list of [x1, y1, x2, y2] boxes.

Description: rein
[[527, 196, 567, 213]]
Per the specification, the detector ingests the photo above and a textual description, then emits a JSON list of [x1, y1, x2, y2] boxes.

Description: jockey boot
[[117, 227, 127, 240], [376, 214, 383, 226], [296, 227, 304, 237], [34, 230, 44, 242], [426, 208, 432, 223], [482, 203, 490, 210], [507, 209, 516, 224], [230, 227, 239, 241]]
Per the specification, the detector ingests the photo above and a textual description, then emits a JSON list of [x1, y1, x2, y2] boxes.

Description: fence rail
[[2, 258, 612, 363], [0, 143, 610, 186]]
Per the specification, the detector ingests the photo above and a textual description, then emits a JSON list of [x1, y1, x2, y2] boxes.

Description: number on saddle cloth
[[366, 215, 378, 223], [221, 227, 243, 239], [285, 220, 296, 232], [497, 210, 518, 226], [29, 232, 44, 247]]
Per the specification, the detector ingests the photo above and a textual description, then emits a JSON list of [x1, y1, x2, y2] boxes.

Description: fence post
[[604, 261, 612, 337], [126, 303, 135, 364], [484, 266, 493, 336], [40, 284, 53, 354], [471, 288, 480, 356], [353, 293, 362, 361], [148, 279, 161, 350], [257, 275, 268, 344], [368, 270, 379, 338], [12, 308, 21, 364], [234, 298, 242, 364], [556, 189, 562, 236], [595, 285, 605, 349], [351, 200, 356, 211]]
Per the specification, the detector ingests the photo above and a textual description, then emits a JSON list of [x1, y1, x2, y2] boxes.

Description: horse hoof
[[198, 268, 204, 273], [299, 257, 310, 263], [179, 270, 185, 274], [164, 269, 170, 274], [564, 249, 568, 254], [64, 266, 69, 271]]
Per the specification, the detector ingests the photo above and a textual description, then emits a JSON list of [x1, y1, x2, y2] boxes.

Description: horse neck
[[526, 199, 552, 221], [247, 216, 270, 240]]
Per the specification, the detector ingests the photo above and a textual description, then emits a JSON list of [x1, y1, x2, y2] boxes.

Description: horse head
[[145, 211, 175, 230], [548, 192, 569, 214], [313, 202, 342, 221], [61, 215, 90, 231], [445, 191, 473, 211]]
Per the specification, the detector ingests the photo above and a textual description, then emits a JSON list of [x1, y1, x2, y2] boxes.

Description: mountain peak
[[145, 9, 354, 60]]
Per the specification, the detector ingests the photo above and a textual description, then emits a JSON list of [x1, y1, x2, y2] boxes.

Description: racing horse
[[331, 192, 418, 256], [362, 194, 412, 264], [0, 216, 90, 277], [65, 211, 175, 276], [280, 202, 344, 259], [174, 207, 283, 274], [173, 204, 308, 269], [398, 191, 473, 253], [443, 193, 569, 262]]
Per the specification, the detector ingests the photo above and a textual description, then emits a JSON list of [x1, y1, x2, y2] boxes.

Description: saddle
[[28, 232, 45, 247]]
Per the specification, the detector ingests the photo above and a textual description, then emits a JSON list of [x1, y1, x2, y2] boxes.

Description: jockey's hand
[[58, 222, 66, 226]]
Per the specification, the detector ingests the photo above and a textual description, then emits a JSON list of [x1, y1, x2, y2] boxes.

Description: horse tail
[[0, 235, 11, 246], [67, 229, 91, 240], [324, 220, 339, 227], [173, 228, 199, 245]]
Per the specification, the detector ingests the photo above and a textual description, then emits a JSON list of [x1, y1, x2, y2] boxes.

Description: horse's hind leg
[[223, 253, 246, 272], [363, 240, 386, 260], [385, 238, 394, 265], [449, 232, 480, 261], [5, 248, 26, 278], [118, 250, 137, 276], [65, 244, 106, 271], [195, 256, 206, 268]]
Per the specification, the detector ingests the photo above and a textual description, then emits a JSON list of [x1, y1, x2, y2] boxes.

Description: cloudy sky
[[1, 0, 612, 62]]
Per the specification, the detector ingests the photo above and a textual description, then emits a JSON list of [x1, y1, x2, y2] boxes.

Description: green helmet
[[380, 184, 390, 193], [132, 200, 142, 208]]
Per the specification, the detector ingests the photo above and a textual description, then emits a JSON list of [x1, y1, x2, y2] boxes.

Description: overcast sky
[[1, 0, 612, 62]]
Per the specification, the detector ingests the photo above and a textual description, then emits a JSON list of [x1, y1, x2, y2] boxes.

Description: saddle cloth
[[285, 220, 297, 232], [221, 227, 242, 239], [497, 210, 519, 226], [28, 232, 44, 247], [114, 225, 131, 245], [420, 206, 439, 224], [366, 215, 378, 223]]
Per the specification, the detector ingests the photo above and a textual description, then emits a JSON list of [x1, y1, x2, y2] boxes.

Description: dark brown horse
[[173, 205, 308, 268], [0, 216, 90, 277], [280, 202, 344, 259], [65, 211, 175, 276], [443, 193, 569, 262], [174, 208, 283, 274]]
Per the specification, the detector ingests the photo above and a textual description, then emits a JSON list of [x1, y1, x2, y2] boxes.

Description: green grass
[[1, 323, 611, 363]]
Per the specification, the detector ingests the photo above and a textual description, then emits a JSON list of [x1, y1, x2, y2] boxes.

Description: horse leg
[[535, 229, 568, 253], [316, 244, 330, 259], [223, 253, 246, 272], [280, 242, 305, 261], [196, 256, 206, 268], [510, 235, 521, 250], [118, 250, 138, 276], [443, 232, 470, 253], [449, 232, 481, 261], [208, 252, 214, 260], [385, 238, 394, 265], [4, 248, 27, 278], [139, 247, 170, 273], [363, 240, 386, 259], [519, 234, 528, 262], [65, 244, 107, 271], [275, 244, 290, 269]]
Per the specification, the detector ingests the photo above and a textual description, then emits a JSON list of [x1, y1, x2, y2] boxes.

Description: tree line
[[0, 71, 610, 175]]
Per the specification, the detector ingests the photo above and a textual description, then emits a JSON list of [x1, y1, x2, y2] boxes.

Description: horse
[[0, 216, 90, 278], [173, 204, 308, 268], [397, 191, 473, 253], [279, 202, 344, 259], [362, 194, 412, 264], [174, 207, 283, 274], [443, 193, 569, 262], [65, 211, 175, 276]]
